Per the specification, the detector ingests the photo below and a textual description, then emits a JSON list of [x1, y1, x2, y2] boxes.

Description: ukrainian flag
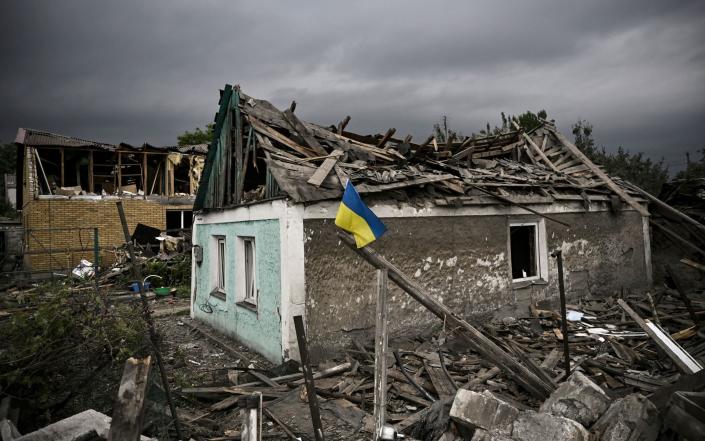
[[335, 181, 387, 248]]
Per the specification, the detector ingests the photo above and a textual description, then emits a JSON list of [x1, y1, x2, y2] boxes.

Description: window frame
[[237, 236, 258, 308], [508, 219, 548, 284], [212, 235, 227, 299]]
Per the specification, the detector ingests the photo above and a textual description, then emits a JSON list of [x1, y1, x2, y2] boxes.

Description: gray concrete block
[[512, 411, 589, 441], [449, 389, 519, 435], [539, 370, 611, 427], [470, 428, 514, 441], [590, 394, 660, 441]]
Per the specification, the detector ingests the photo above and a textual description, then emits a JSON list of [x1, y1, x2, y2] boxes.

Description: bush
[[0, 284, 149, 429]]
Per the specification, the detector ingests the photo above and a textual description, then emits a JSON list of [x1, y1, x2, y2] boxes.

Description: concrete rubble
[[450, 390, 519, 435], [539, 370, 611, 426], [511, 411, 589, 441], [590, 394, 661, 441]]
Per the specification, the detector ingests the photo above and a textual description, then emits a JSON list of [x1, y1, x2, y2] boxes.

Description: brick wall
[[23, 197, 191, 272]]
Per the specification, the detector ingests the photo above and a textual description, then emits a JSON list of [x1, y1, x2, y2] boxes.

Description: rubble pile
[[174, 290, 704, 440]]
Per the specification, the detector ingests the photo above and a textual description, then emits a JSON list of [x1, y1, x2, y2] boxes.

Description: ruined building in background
[[189, 84, 659, 363], [14, 128, 206, 274]]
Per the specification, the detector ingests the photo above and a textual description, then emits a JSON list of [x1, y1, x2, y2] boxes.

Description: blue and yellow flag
[[335, 181, 387, 248]]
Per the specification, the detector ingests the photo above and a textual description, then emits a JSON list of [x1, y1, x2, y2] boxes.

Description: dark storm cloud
[[1, 0, 704, 170]]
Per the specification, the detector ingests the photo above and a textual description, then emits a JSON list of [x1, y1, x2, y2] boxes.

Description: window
[[238, 237, 257, 306], [214, 236, 226, 296], [509, 221, 547, 282]]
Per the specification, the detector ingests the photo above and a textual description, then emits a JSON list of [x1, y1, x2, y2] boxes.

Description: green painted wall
[[193, 219, 282, 362]]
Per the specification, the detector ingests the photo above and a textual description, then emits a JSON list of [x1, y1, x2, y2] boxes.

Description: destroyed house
[[191, 84, 653, 363], [14, 128, 206, 273]]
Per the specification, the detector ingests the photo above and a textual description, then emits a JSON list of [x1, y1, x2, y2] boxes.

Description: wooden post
[[373, 269, 389, 439], [337, 231, 554, 400], [117, 151, 122, 194], [142, 152, 148, 196], [552, 249, 571, 380], [293, 315, 325, 441], [108, 356, 152, 441], [60, 147, 65, 187], [115, 201, 182, 440], [88, 150, 94, 193]]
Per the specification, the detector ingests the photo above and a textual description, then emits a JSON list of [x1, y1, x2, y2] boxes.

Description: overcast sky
[[1, 1, 704, 171]]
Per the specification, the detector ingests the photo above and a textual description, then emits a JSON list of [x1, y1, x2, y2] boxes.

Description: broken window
[[510, 223, 539, 281], [214, 236, 226, 295], [239, 237, 257, 306]]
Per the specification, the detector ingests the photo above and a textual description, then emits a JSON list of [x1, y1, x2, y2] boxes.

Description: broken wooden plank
[[338, 231, 555, 400], [617, 299, 703, 374], [355, 174, 456, 193], [549, 128, 650, 217], [108, 356, 152, 441], [283, 108, 329, 157], [627, 183, 705, 234], [307, 149, 344, 188], [293, 315, 325, 441], [373, 269, 389, 439], [513, 122, 560, 173], [681, 258, 705, 273]]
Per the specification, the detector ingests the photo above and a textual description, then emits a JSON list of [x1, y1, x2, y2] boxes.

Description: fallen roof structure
[[194, 85, 650, 216]]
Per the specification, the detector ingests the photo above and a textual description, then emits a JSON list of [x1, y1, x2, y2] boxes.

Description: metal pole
[[373, 269, 388, 440], [552, 249, 571, 380], [293, 315, 325, 441], [115, 201, 183, 440]]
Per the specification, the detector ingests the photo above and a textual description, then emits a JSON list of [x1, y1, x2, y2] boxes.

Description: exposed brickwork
[[23, 198, 191, 271]]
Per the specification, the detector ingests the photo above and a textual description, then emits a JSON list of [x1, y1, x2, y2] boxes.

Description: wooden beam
[[293, 315, 326, 441], [88, 150, 94, 193], [307, 149, 343, 187], [512, 122, 560, 172], [233, 90, 243, 204], [373, 269, 389, 439], [337, 231, 554, 400], [618, 299, 702, 374], [283, 108, 328, 157], [60, 147, 65, 187], [651, 219, 705, 256], [681, 258, 705, 273], [142, 152, 147, 195], [549, 128, 650, 217], [627, 184, 705, 234], [117, 152, 122, 194], [108, 356, 152, 441], [376, 128, 397, 148]]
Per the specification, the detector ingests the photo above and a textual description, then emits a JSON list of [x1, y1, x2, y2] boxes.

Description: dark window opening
[[243, 157, 268, 194], [166, 210, 192, 232], [510, 225, 537, 280], [0, 231, 6, 256]]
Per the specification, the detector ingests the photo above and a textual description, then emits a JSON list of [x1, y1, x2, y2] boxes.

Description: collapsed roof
[[195, 85, 650, 217], [15, 128, 209, 155]]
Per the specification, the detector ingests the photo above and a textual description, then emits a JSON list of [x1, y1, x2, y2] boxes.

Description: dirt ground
[[150, 307, 367, 440]]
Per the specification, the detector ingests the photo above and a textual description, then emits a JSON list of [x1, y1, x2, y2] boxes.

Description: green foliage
[[143, 253, 191, 289], [0, 285, 149, 425], [675, 149, 705, 180], [177, 123, 214, 146], [475, 110, 548, 137], [572, 120, 669, 194]]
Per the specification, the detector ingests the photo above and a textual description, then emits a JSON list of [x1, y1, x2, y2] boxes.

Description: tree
[[0, 142, 17, 218], [177, 123, 214, 146], [572, 120, 669, 195], [675, 148, 705, 180]]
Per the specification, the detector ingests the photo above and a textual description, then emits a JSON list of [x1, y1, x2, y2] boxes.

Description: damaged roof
[[196, 85, 649, 216], [15, 128, 208, 155]]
